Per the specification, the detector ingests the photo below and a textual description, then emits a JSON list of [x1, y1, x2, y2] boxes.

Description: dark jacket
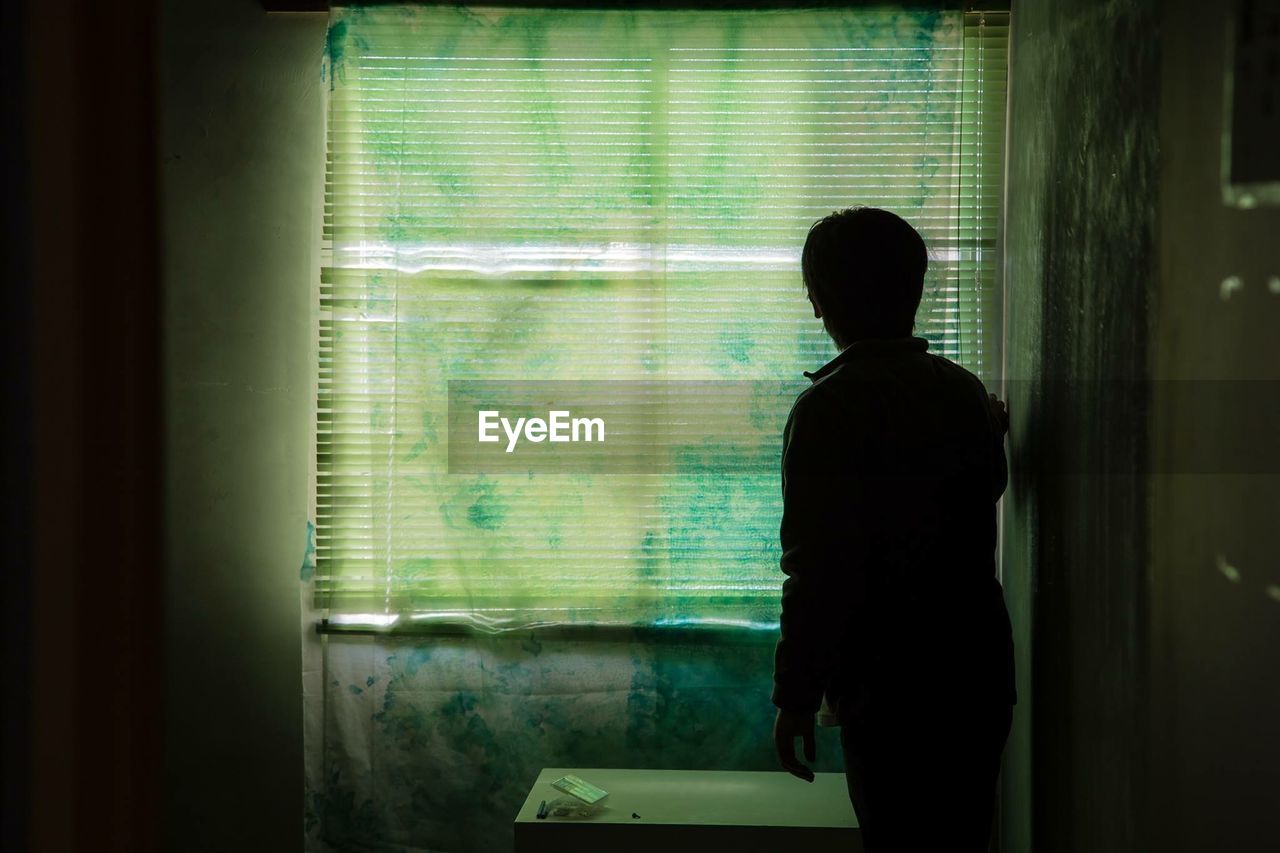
[[771, 336, 1015, 715]]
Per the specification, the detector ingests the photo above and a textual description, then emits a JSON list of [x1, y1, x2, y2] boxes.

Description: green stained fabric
[[316, 5, 1007, 630], [306, 636, 831, 852]]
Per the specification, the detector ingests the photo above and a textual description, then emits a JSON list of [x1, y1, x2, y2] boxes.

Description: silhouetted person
[[771, 208, 1015, 852]]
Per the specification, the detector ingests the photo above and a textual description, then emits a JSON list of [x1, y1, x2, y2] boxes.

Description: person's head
[[801, 207, 928, 348]]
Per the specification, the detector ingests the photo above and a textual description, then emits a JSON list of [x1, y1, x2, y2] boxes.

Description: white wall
[[161, 3, 324, 850]]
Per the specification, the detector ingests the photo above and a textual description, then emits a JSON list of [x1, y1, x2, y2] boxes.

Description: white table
[[514, 767, 862, 852]]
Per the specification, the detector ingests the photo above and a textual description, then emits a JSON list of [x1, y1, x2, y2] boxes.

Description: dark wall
[[11, 1, 163, 851], [1002, 0, 1159, 850], [1, 0, 32, 846], [1005, 0, 1280, 851], [1149, 0, 1280, 850]]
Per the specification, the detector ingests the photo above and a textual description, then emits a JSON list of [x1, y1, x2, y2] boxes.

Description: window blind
[[315, 5, 1009, 631]]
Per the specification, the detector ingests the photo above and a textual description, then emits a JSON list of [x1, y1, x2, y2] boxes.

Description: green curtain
[[315, 4, 1008, 631]]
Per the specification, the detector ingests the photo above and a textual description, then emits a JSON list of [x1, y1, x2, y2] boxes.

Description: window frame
[[311, 1, 1011, 637]]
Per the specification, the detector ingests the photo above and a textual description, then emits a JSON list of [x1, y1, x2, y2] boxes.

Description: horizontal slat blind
[[316, 5, 1008, 630], [952, 10, 1008, 374]]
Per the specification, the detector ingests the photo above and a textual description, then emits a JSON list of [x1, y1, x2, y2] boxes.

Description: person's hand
[[773, 708, 816, 782], [988, 394, 1009, 436]]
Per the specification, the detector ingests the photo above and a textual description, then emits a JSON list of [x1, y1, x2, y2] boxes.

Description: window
[[315, 5, 1008, 632]]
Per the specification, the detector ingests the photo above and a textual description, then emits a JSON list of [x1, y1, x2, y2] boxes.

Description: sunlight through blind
[[315, 5, 1009, 631]]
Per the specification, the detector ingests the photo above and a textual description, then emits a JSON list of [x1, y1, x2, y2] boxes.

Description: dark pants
[[839, 697, 1013, 853]]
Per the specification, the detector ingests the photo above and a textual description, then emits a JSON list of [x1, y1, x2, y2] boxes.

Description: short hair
[[801, 207, 928, 345]]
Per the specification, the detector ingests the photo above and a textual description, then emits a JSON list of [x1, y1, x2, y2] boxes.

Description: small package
[[551, 774, 609, 804]]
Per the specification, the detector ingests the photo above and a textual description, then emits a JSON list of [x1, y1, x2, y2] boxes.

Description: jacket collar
[[803, 336, 930, 382]]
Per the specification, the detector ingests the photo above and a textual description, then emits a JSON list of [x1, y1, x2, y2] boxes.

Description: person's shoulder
[[923, 351, 990, 394], [921, 349, 976, 377], [787, 370, 842, 423]]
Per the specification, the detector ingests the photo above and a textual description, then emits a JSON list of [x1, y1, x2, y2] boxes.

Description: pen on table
[[536, 799, 548, 819]]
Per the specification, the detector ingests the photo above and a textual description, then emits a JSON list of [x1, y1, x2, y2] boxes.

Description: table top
[[514, 767, 859, 829]]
